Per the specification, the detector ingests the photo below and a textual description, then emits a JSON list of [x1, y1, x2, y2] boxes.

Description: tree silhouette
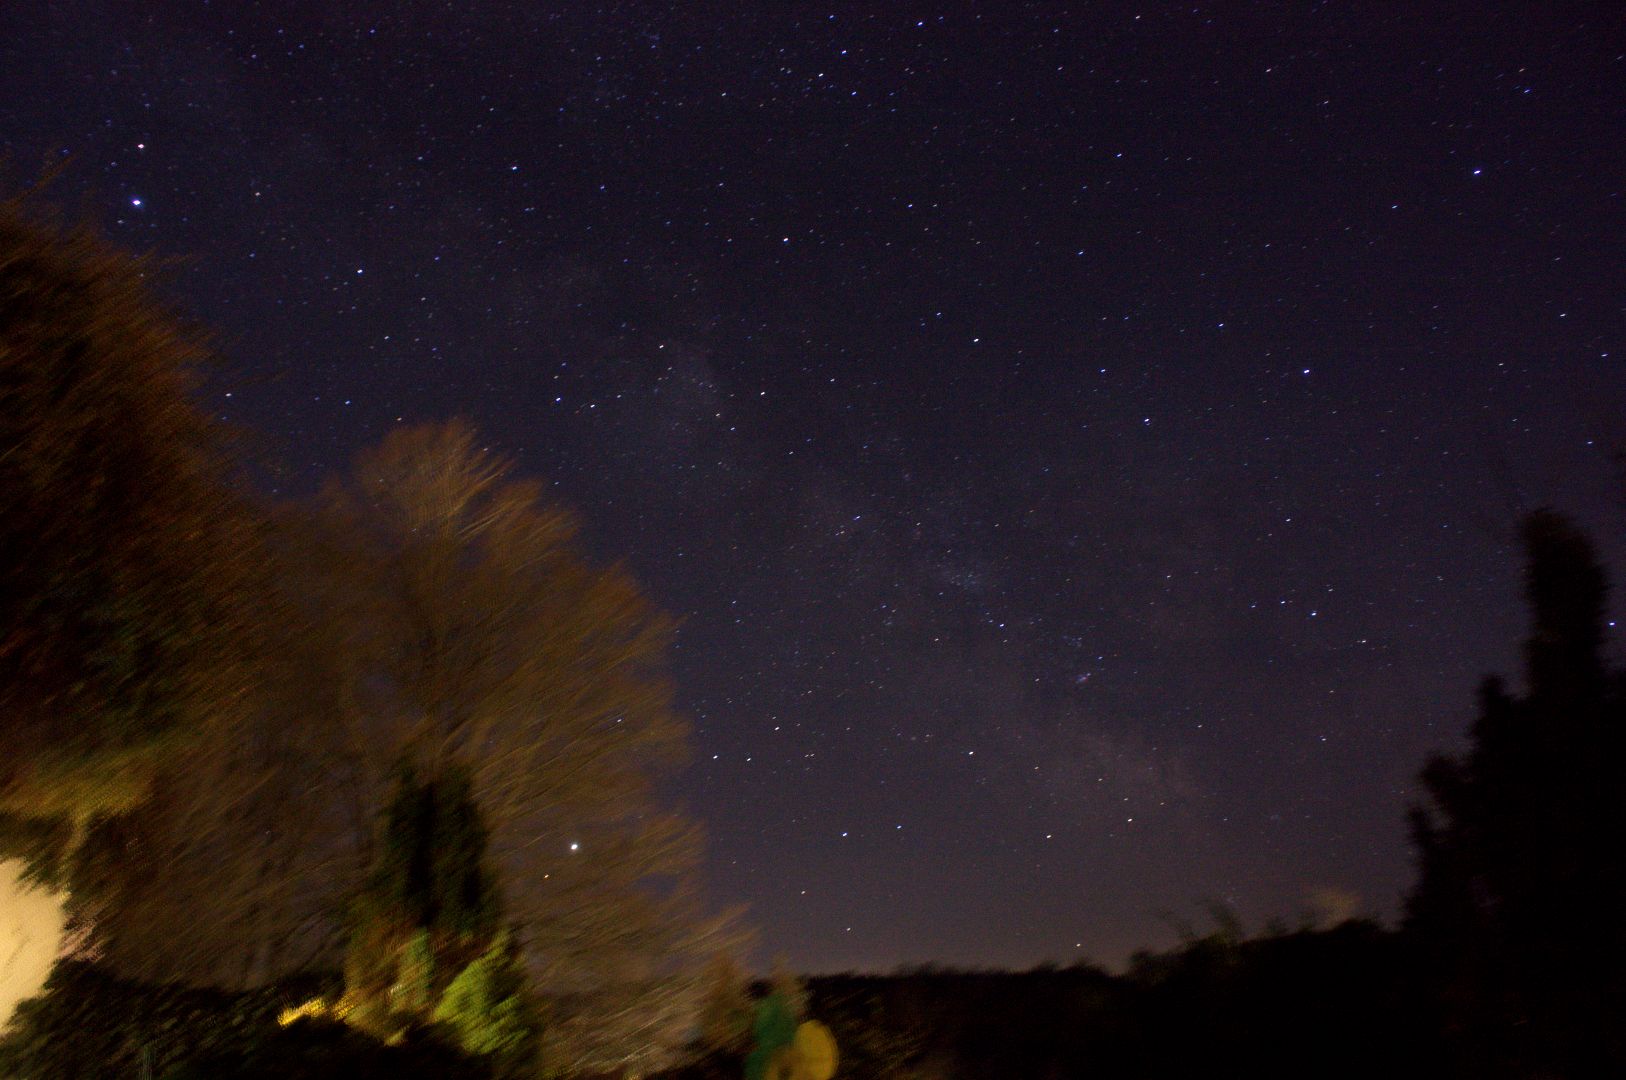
[[341, 761, 540, 1074], [1407, 510, 1626, 1075]]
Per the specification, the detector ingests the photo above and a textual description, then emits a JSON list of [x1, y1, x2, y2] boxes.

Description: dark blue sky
[[5, 2, 1623, 971]]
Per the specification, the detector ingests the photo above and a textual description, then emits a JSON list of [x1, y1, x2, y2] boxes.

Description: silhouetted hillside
[[798, 921, 1438, 1080]]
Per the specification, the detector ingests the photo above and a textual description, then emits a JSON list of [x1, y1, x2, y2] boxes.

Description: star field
[[3, 3, 1623, 972]]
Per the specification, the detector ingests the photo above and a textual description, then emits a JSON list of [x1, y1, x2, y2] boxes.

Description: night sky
[[4, 3, 1624, 973]]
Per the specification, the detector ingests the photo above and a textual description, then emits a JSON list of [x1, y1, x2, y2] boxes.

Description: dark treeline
[[799, 920, 1430, 1080]]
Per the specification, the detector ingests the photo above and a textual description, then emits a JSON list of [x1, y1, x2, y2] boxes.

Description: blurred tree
[[1407, 510, 1626, 1075], [0, 193, 261, 872], [432, 930, 541, 1077], [339, 762, 540, 1076], [343, 762, 502, 1030], [0, 194, 743, 1076], [695, 953, 755, 1058], [60, 514, 365, 986], [303, 421, 744, 1074], [47, 420, 748, 1066]]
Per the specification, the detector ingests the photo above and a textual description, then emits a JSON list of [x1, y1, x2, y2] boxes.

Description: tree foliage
[[303, 421, 744, 1073], [0, 960, 332, 1079], [334, 762, 541, 1074], [0, 192, 261, 854], [344, 762, 504, 1031], [359, 762, 500, 946], [67, 420, 743, 1069], [432, 931, 542, 1075], [57, 545, 359, 986], [694, 953, 755, 1057], [1408, 510, 1626, 1075]]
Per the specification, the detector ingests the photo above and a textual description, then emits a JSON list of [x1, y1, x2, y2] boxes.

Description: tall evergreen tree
[[346, 761, 502, 1029], [1408, 510, 1626, 1076]]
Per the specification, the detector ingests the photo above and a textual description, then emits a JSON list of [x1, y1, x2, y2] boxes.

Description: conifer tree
[[346, 761, 503, 1032]]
